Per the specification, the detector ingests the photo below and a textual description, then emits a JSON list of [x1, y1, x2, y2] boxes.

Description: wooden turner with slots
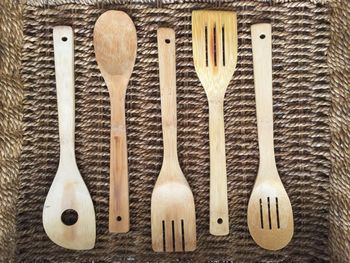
[[192, 10, 238, 236], [151, 28, 196, 252], [247, 23, 294, 251]]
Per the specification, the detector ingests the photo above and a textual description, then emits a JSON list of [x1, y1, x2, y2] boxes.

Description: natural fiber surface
[[0, 1, 23, 262], [14, 1, 332, 262], [328, 0, 350, 262]]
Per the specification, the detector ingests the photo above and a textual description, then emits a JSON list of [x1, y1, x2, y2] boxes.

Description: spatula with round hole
[[192, 10, 238, 236], [94, 11, 137, 233], [43, 26, 96, 250], [151, 28, 197, 252], [247, 23, 294, 250]]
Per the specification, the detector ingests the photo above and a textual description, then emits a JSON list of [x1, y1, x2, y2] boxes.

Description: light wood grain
[[151, 28, 197, 252], [93, 10, 137, 233], [247, 23, 294, 250], [192, 10, 238, 236], [42, 26, 96, 250]]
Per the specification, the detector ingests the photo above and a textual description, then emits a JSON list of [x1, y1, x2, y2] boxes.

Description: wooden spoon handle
[[53, 26, 75, 165], [157, 28, 178, 165], [251, 24, 276, 169], [208, 100, 229, 236], [109, 78, 130, 233]]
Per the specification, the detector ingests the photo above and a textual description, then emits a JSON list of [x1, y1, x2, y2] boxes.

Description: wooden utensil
[[247, 23, 294, 250], [192, 10, 238, 236], [151, 28, 197, 252], [43, 26, 96, 250], [93, 10, 137, 233]]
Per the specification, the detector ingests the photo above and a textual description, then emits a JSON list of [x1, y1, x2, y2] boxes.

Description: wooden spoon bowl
[[247, 175, 293, 250]]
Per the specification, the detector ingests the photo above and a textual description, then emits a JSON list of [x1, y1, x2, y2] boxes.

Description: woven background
[[15, 0, 332, 262], [0, 0, 348, 262], [328, 0, 350, 261], [0, 1, 23, 262]]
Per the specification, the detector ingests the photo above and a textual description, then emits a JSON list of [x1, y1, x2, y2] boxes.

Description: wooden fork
[[192, 10, 238, 236], [151, 28, 197, 252]]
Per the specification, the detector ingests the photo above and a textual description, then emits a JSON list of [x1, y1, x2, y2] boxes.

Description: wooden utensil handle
[[208, 101, 229, 235], [157, 28, 179, 166], [109, 80, 130, 233], [53, 26, 76, 165], [251, 24, 276, 169]]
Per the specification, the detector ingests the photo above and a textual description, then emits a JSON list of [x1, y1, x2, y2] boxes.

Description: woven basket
[[0, 0, 349, 262]]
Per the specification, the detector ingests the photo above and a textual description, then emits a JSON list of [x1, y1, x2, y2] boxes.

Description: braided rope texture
[[15, 0, 332, 262], [0, 1, 23, 262], [328, 0, 350, 261]]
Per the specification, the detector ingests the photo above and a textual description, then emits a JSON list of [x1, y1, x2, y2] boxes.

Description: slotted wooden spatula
[[247, 23, 294, 250], [43, 26, 96, 250], [192, 10, 238, 236], [151, 28, 197, 252]]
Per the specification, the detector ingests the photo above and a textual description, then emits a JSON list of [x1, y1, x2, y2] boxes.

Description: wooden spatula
[[192, 10, 238, 236], [94, 11, 137, 233], [151, 28, 197, 252], [43, 26, 96, 250], [247, 23, 294, 250]]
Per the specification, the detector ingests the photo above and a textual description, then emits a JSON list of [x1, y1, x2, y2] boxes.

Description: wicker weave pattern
[[329, 0, 350, 261], [0, 1, 23, 262], [14, 1, 332, 262]]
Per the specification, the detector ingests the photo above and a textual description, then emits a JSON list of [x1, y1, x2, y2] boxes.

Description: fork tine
[[216, 16, 224, 67], [207, 17, 215, 68], [164, 220, 174, 252], [192, 12, 206, 67], [222, 13, 237, 64], [184, 219, 196, 251], [151, 219, 164, 252], [174, 220, 183, 252]]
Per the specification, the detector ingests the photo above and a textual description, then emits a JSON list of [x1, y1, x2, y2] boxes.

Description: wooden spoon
[[247, 23, 294, 250], [43, 26, 96, 250], [93, 10, 137, 233], [151, 28, 197, 252], [192, 10, 238, 236]]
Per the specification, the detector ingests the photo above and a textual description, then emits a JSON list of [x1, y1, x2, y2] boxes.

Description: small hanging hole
[[260, 34, 266, 39], [165, 39, 170, 44], [61, 209, 78, 226], [116, 216, 122, 221], [217, 218, 223, 224], [62, 37, 68, 42]]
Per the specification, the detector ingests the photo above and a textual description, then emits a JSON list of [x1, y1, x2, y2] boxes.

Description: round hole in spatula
[[217, 218, 223, 224], [61, 209, 78, 226], [116, 216, 122, 221], [259, 34, 266, 39]]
